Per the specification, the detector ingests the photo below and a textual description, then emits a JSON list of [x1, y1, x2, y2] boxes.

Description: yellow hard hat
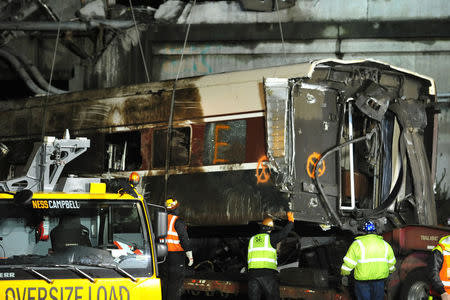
[[165, 198, 179, 210], [262, 217, 274, 228]]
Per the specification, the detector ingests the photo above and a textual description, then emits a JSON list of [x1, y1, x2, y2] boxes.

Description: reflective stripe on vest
[[355, 239, 391, 264], [248, 233, 277, 270], [439, 240, 450, 292], [167, 214, 184, 252]]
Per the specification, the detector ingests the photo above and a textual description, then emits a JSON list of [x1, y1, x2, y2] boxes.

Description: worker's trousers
[[248, 274, 280, 300], [354, 279, 385, 300], [162, 252, 186, 300]]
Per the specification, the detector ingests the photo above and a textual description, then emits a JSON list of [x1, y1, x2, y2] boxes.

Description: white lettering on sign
[[48, 200, 80, 209], [0, 273, 15, 278], [420, 235, 439, 241], [32, 200, 81, 210]]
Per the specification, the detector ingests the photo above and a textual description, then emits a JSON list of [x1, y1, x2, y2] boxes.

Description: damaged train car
[[0, 58, 438, 230], [0, 59, 439, 291]]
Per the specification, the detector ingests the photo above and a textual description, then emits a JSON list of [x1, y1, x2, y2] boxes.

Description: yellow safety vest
[[248, 233, 277, 270], [341, 234, 396, 280]]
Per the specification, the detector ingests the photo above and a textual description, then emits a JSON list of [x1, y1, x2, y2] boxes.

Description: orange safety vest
[[438, 242, 450, 293], [166, 214, 184, 252]]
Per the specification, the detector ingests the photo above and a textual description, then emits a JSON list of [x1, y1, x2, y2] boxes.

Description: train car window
[[203, 120, 246, 165], [105, 131, 142, 171], [152, 127, 191, 168]]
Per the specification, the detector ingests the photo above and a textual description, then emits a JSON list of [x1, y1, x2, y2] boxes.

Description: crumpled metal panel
[[390, 100, 437, 225], [264, 78, 295, 193], [355, 81, 391, 122]]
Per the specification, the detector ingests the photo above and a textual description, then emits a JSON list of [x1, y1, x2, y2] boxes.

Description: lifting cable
[[128, 0, 150, 83], [39, 0, 63, 191], [40, 1, 63, 141], [164, 0, 197, 201], [275, 0, 288, 65]]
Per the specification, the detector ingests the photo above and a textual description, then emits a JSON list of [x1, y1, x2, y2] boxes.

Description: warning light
[[129, 172, 140, 185]]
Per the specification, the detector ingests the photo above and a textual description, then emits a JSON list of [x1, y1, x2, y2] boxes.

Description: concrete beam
[[152, 39, 450, 55], [147, 19, 450, 42]]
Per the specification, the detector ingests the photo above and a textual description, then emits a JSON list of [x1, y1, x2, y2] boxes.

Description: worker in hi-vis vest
[[162, 198, 193, 300], [341, 220, 396, 300], [428, 235, 450, 300], [247, 211, 294, 300]]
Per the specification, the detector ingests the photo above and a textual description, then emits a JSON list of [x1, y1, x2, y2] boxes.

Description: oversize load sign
[[0, 278, 162, 299], [5, 285, 130, 300], [32, 200, 80, 209]]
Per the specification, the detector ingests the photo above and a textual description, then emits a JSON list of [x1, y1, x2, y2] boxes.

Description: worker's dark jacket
[[163, 210, 193, 300], [428, 249, 446, 295], [167, 209, 192, 259], [248, 221, 294, 278]]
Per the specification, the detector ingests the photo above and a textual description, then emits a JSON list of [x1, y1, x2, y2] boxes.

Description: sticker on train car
[[256, 155, 270, 184], [306, 152, 326, 179]]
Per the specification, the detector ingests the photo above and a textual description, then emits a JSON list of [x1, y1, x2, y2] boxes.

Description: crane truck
[[0, 134, 168, 299]]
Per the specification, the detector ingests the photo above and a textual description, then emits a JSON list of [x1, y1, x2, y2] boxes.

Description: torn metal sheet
[[264, 77, 295, 193]]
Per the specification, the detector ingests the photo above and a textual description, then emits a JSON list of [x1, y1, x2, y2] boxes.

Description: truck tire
[[400, 267, 430, 300]]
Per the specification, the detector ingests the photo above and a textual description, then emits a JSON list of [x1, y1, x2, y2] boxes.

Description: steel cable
[[275, 0, 287, 64], [128, 0, 150, 83], [164, 0, 197, 201]]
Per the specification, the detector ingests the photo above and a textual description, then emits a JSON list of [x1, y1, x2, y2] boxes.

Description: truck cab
[[0, 134, 167, 299]]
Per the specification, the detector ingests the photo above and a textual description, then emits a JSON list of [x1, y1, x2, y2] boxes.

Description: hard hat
[[362, 221, 376, 233], [262, 217, 274, 228], [165, 198, 179, 210]]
